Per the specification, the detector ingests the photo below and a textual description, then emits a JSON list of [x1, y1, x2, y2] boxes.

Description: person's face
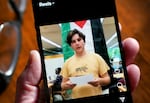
[[71, 34, 85, 54]]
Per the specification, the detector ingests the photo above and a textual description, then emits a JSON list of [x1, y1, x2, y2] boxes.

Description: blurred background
[[0, 0, 150, 103]]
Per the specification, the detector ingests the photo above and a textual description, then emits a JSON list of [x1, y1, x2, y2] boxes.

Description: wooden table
[[0, 0, 150, 103]]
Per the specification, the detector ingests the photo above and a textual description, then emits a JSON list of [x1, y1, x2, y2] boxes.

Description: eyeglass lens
[[0, 23, 18, 74], [0, 0, 27, 94]]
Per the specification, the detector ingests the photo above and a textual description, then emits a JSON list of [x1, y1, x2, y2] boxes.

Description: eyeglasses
[[0, 0, 26, 94]]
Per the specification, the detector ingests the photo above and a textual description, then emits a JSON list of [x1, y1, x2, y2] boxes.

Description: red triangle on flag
[[74, 20, 87, 28]]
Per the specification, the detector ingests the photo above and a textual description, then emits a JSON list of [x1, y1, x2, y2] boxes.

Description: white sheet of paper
[[69, 74, 94, 85]]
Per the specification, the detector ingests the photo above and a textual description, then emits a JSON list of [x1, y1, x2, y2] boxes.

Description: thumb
[[15, 50, 42, 103]]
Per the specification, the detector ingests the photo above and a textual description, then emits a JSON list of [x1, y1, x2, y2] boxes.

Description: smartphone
[[32, 0, 133, 103]]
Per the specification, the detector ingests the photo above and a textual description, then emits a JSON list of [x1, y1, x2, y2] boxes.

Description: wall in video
[[39, 16, 127, 102]]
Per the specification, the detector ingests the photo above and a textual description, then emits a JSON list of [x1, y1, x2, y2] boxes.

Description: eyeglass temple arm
[[9, 0, 27, 22]]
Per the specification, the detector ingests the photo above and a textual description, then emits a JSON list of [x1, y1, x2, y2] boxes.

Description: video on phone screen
[[39, 16, 127, 102]]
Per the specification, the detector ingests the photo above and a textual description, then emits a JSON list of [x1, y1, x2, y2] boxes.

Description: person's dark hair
[[55, 67, 61, 75], [66, 29, 85, 45]]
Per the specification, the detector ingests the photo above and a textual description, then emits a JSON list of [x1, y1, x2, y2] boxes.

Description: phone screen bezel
[[31, 0, 133, 103]]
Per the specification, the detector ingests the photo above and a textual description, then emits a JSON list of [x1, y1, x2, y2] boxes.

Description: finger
[[122, 37, 140, 65], [15, 50, 41, 103], [127, 64, 140, 92]]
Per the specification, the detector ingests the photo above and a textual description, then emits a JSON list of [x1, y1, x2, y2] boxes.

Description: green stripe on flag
[[61, 23, 74, 61]]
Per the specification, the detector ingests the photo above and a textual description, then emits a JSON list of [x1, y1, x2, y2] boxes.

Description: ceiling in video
[[39, 16, 127, 102]]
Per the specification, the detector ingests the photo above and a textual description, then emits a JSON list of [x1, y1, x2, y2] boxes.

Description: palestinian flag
[[60, 19, 110, 64], [61, 19, 95, 61]]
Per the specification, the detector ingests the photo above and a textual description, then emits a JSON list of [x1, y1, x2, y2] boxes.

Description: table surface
[[0, 0, 150, 103]]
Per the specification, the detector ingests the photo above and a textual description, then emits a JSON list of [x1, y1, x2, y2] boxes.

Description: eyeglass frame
[[0, 0, 26, 93]]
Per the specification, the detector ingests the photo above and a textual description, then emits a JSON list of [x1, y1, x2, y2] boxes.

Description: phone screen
[[32, 0, 133, 103]]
